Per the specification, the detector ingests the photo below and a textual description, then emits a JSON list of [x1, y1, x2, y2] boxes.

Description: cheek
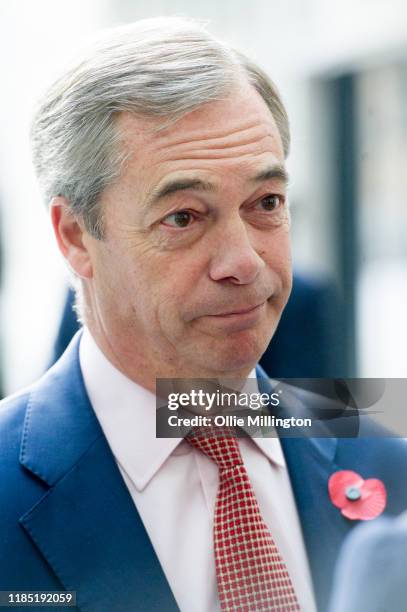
[[152, 258, 207, 336], [91, 244, 148, 321], [262, 231, 292, 275]]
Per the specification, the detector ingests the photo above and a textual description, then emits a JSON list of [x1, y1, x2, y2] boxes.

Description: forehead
[[115, 83, 285, 191]]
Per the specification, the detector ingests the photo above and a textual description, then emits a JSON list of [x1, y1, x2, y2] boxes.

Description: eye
[[161, 210, 194, 228], [257, 194, 284, 211]]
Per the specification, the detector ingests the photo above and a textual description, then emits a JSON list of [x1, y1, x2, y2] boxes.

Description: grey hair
[[31, 16, 290, 239]]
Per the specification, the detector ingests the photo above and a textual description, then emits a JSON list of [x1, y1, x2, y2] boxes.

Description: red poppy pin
[[328, 470, 387, 520]]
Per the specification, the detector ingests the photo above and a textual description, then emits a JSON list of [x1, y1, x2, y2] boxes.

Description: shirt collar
[[79, 328, 285, 491], [239, 372, 286, 468]]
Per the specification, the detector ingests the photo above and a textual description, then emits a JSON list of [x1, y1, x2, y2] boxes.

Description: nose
[[209, 218, 265, 285]]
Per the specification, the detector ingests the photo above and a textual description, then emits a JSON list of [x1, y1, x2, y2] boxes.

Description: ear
[[50, 196, 93, 279]]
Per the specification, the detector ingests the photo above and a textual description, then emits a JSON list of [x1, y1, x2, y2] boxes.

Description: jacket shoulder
[[0, 384, 49, 495], [0, 384, 61, 589], [0, 388, 31, 461]]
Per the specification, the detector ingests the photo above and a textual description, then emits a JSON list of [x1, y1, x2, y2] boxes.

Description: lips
[[212, 303, 264, 316]]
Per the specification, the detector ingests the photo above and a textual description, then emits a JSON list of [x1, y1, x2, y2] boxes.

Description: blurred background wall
[[0, 0, 406, 394]]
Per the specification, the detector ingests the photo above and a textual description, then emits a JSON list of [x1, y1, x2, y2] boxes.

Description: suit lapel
[[255, 366, 356, 611], [19, 333, 178, 612], [280, 436, 352, 611]]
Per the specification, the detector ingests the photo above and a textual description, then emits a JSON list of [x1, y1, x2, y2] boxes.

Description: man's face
[[84, 82, 292, 386]]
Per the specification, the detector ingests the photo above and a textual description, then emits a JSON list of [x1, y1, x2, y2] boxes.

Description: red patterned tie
[[187, 427, 301, 612]]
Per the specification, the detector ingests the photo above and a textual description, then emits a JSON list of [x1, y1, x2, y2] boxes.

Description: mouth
[[200, 302, 268, 333], [212, 302, 266, 317]]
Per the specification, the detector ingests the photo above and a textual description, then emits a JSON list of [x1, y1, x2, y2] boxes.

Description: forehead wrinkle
[[162, 137, 276, 161], [118, 108, 282, 175], [120, 115, 270, 158], [152, 116, 276, 149], [154, 126, 280, 167]]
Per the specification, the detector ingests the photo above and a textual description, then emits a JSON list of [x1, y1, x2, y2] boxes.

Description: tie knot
[[186, 425, 243, 470]]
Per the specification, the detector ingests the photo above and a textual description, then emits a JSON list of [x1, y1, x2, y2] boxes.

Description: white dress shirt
[[79, 328, 317, 612]]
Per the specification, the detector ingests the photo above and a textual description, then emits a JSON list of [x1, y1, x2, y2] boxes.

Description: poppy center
[[345, 485, 361, 501]]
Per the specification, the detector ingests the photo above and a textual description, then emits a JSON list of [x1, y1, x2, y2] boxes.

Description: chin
[[211, 333, 267, 374]]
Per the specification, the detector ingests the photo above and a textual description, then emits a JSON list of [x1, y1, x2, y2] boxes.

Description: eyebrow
[[250, 165, 289, 185], [146, 163, 289, 209], [150, 178, 215, 203]]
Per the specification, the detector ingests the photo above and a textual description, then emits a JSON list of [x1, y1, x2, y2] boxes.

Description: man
[[1, 17, 406, 612]]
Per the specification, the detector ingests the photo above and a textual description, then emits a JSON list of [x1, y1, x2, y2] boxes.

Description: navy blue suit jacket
[[1, 333, 407, 611]]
